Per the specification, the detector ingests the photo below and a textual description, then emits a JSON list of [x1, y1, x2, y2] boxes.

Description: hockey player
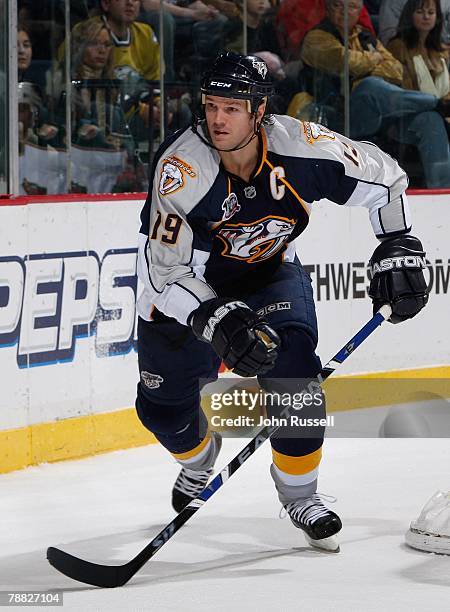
[[135, 52, 428, 551]]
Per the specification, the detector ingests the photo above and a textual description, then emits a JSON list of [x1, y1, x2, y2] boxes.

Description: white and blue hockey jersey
[[137, 115, 410, 325]]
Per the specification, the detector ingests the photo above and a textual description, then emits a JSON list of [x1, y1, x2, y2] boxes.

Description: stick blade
[[47, 546, 130, 588]]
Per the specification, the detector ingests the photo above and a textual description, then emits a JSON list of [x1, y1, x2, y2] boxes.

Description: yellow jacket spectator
[[301, 21, 403, 90]]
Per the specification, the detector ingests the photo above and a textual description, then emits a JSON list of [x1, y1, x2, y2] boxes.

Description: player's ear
[[255, 98, 266, 124]]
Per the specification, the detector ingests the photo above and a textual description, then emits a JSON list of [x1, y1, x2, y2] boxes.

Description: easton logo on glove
[[202, 300, 249, 341], [368, 234, 429, 324], [370, 255, 427, 275], [190, 297, 280, 377]]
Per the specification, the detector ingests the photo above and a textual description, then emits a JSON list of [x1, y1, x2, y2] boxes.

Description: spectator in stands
[[223, 0, 303, 112], [16, 24, 66, 195], [18, 1, 65, 60], [139, 0, 222, 80], [72, 1, 190, 136], [378, 0, 450, 47], [364, 1, 382, 32], [53, 18, 144, 193], [254, 50, 305, 114], [387, 0, 450, 122], [18, 82, 41, 151], [17, 26, 58, 149], [0, 64, 5, 190], [276, 0, 375, 59], [97, 0, 160, 82], [17, 26, 33, 82], [75, 18, 151, 191], [203, 0, 239, 18], [301, 0, 450, 187], [225, 0, 281, 55], [364, 0, 382, 14], [70, 18, 128, 150]]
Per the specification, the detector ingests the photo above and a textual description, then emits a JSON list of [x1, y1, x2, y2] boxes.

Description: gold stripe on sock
[[171, 433, 211, 461], [272, 446, 322, 475]]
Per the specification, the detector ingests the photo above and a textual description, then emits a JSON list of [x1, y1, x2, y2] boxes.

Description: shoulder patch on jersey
[[159, 155, 197, 196], [302, 122, 336, 145]]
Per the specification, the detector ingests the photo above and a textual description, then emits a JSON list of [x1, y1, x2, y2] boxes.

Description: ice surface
[[1, 438, 449, 612]]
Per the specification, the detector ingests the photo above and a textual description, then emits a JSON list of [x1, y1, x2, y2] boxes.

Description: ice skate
[[405, 490, 450, 555], [284, 493, 342, 552], [172, 431, 222, 513]]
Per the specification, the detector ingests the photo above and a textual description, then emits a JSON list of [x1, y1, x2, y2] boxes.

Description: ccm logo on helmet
[[202, 301, 249, 342], [371, 256, 427, 275], [210, 81, 232, 88]]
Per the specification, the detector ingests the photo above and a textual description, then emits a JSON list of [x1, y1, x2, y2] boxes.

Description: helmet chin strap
[[192, 113, 262, 153]]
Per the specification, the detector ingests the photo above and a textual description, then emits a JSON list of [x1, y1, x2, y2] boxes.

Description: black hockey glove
[[189, 298, 280, 377], [369, 234, 429, 324]]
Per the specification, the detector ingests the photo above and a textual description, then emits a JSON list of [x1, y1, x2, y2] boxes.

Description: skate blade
[[304, 532, 340, 553]]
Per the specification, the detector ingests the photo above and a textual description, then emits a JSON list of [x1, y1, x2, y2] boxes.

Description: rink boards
[[0, 191, 449, 472]]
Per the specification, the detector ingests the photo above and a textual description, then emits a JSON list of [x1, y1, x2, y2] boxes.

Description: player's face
[[101, 0, 140, 25], [205, 95, 264, 150]]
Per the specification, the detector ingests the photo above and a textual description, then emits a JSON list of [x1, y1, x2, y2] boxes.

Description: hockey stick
[[47, 304, 392, 587]]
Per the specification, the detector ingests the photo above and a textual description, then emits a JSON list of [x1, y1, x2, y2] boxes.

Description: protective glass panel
[[138, 1, 198, 161], [64, 0, 196, 192], [296, 0, 450, 188], [17, 0, 67, 195], [0, 0, 8, 193], [225, 0, 289, 113], [12, 1, 450, 192], [17, 1, 67, 195]]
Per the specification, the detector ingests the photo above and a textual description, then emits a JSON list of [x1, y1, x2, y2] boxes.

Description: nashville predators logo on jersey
[[217, 216, 295, 263], [303, 122, 336, 145], [159, 156, 196, 196]]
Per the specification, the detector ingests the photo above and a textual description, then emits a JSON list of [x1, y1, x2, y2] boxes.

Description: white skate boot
[[405, 490, 450, 554]]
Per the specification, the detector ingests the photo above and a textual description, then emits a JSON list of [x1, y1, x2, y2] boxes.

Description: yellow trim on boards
[[324, 365, 450, 413], [338, 365, 450, 380], [1, 365, 448, 475], [0, 407, 156, 475]]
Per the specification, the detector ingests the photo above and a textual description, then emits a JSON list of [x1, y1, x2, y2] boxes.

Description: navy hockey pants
[[136, 260, 325, 463]]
